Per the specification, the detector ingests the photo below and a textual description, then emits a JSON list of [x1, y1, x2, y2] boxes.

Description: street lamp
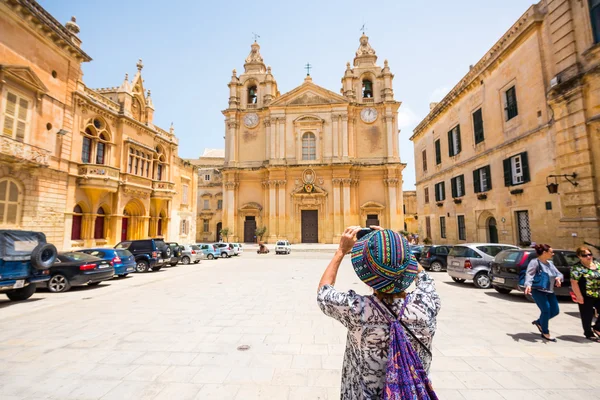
[[546, 173, 578, 194]]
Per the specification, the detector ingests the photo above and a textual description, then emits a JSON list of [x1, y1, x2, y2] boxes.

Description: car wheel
[[182, 256, 191, 265], [136, 260, 149, 273], [451, 277, 466, 283], [48, 274, 71, 293], [473, 272, 492, 289], [207, 254, 214, 260], [221, 253, 228, 258], [88, 282, 101, 287], [430, 261, 443, 272], [493, 286, 512, 295], [152, 266, 162, 272], [30, 243, 58, 270], [170, 262, 178, 267], [6, 284, 36, 301]]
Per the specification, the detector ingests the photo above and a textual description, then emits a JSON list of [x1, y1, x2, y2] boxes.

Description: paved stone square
[[1, 249, 599, 399]]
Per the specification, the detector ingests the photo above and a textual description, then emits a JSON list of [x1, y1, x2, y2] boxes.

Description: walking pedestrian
[[317, 226, 441, 399], [523, 243, 564, 342], [570, 246, 600, 342]]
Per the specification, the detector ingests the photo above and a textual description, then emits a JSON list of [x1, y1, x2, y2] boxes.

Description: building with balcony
[[0, 0, 196, 249], [410, 0, 600, 249]]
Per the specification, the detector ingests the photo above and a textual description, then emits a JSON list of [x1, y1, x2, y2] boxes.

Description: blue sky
[[41, 0, 534, 189]]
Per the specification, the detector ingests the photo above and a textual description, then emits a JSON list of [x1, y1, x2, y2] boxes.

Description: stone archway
[[477, 210, 497, 243], [487, 217, 498, 244], [122, 199, 146, 241]]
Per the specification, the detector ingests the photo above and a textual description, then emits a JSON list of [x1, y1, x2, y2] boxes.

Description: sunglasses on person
[[581, 253, 593, 258]]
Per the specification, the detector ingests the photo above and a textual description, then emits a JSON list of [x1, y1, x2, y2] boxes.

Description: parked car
[[420, 245, 452, 272], [196, 243, 221, 260], [214, 243, 234, 258], [166, 242, 184, 266], [41, 252, 114, 293], [115, 239, 171, 273], [275, 240, 291, 255], [78, 248, 136, 277], [490, 248, 577, 298], [231, 243, 243, 256], [180, 244, 205, 264], [0, 230, 56, 301], [409, 245, 424, 261], [447, 244, 519, 289]]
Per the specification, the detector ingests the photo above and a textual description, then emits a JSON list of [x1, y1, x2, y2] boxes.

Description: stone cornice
[[411, 3, 544, 141]]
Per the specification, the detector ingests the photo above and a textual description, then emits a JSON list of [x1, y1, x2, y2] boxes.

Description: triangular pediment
[[0, 65, 48, 94], [270, 80, 349, 107]]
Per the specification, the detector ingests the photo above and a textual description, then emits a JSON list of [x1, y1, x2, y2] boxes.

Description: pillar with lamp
[[545, 173, 578, 194]]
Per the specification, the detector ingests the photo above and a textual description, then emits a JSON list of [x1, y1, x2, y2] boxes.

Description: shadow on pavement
[[442, 281, 478, 290], [484, 292, 529, 303], [0, 297, 43, 309], [556, 335, 588, 343], [506, 332, 544, 343]]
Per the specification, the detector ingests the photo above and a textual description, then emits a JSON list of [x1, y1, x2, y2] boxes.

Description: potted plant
[[510, 188, 524, 195], [219, 227, 230, 242], [255, 226, 267, 242], [453, 198, 462, 204], [477, 193, 487, 200], [436, 202, 444, 207], [423, 237, 432, 245]]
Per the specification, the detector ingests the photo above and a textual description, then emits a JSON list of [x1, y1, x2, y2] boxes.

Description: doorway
[[121, 218, 129, 242], [216, 222, 222, 242], [301, 210, 318, 243], [487, 217, 498, 244], [244, 216, 256, 243], [366, 214, 379, 228]]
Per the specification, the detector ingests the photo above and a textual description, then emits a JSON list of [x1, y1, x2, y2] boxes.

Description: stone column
[[333, 178, 342, 239], [385, 116, 394, 159], [227, 121, 238, 163], [279, 118, 285, 160], [332, 115, 339, 159], [278, 180, 287, 237], [225, 181, 237, 239], [264, 118, 271, 160], [273, 118, 279, 159], [268, 180, 277, 239], [341, 115, 349, 159], [385, 178, 400, 231], [342, 178, 351, 228]]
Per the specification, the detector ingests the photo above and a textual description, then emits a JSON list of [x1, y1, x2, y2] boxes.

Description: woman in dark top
[[570, 246, 600, 342], [523, 244, 564, 342]]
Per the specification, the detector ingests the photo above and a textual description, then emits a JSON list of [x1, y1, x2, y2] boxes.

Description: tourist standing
[[524, 244, 564, 342], [570, 246, 600, 342], [317, 226, 441, 399]]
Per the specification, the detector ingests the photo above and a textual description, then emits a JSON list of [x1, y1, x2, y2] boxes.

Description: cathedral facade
[[220, 35, 405, 243]]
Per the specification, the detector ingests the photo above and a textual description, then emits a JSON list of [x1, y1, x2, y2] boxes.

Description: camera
[[356, 228, 374, 240]]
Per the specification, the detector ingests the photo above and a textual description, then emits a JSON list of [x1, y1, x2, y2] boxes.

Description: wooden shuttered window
[[505, 86, 518, 120], [447, 125, 461, 157], [451, 175, 465, 198], [435, 139, 441, 165], [435, 181, 446, 202], [424, 187, 429, 204], [473, 165, 492, 193], [3, 92, 29, 142], [422, 149, 427, 172], [503, 152, 530, 186], [473, 108, 484, 144]]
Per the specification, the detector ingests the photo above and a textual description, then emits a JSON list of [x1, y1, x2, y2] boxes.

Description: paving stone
[[152, 382, 203, 400], [156, 366, 201, 383]]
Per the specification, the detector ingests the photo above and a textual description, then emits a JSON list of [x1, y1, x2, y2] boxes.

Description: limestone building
[[190, 149, 225, 243], [220, 36, 405, 243], [403, 190, 418, 235], [0, 0, 196, 249], [410, 0, 600, 249]]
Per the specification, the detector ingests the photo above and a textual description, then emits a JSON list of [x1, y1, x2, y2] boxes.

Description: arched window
[[154, 146, 166, 181], [248, 85, 258, 104], [362, 79, 373, 98], [0, 178, 22, 226], [72, 205, 83, 240], [132, 98, 142, 121], [82, 118, 111, 165], [302, 132, 316, 161], [94, 207, 105, 240], [157, 164, 163, 181]]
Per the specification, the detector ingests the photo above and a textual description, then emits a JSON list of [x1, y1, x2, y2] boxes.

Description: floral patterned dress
[[570, 261, 600, 298], [317, 271, 441, 400]]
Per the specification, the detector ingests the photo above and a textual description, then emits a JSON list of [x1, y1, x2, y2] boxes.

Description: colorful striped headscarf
[[350, 229, 419, 294]]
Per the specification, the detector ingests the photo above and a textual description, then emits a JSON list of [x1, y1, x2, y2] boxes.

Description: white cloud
[[429, 86, 450, 103], [397, 106, 419, 129]]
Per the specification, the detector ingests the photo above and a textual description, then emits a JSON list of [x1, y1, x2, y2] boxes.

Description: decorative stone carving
[[224, 181, 239, 189], [384, 178, 400, 186], [0, 136, 50, 166]]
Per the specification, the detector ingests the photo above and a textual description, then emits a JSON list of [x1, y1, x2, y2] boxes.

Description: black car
[[490, 248, 578, 298], [41, 252, 114, 293], [420, 245, 453, 272], [409, 245, 424, 261], [115, 239, 171, 273], [166, 242, 184, 267]]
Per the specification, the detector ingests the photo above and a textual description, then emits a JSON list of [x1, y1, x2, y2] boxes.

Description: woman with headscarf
[[570, 246, 600, 341], [317, 226, 441, 399]]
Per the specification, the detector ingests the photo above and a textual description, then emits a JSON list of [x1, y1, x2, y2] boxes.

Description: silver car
[[180, 244, 205, 264], [447, 243, 518, 289]]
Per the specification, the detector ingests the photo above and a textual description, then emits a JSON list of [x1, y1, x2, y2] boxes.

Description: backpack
[[369, 296, 438, 400]]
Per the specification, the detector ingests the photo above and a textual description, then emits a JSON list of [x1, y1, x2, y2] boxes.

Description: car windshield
[[59, 252, 100, 262], [494, 250, 522, 264], [477, 245, 507, 257], [449, 246, 480, 258], [116, 250, 132, 258], [191, 245, 200, 250], [277, 241, 287, 245], [82, 250, 107, 258], [115, 242, 131, 249]]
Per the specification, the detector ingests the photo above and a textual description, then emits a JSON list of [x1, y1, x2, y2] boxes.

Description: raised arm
[[317, 226, 361, 291]]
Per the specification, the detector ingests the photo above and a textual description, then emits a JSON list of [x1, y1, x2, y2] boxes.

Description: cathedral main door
[[301, 210, 318, 243]]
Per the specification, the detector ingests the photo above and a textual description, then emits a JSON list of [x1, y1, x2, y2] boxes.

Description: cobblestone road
[[0, 250, 599, 399]]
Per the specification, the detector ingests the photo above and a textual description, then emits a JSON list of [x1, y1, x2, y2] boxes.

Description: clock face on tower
[[360, 107, 378, 123], [243, 113, 259, 128]]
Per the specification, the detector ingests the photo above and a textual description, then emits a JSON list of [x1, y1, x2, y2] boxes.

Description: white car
[[275, 240, 291, 255], [232, 243, 243, 256]]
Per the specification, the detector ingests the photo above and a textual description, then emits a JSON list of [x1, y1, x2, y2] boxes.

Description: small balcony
[[0, 135, 50, 167], [152, 181, 176, 198], [77, 164, 120, 191]]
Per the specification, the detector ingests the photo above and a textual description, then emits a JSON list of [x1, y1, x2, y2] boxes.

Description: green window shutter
[[473, 169, 481, 193], [435, 140, 441, 164], [459, 175, 465, 196], [456, 125, 461, 154], [435, 183, 440, 202], [503, 158, 512, 186], [451, 177, 457, 198], [441, 182, 446, 201], [485, 165, 492, 190], [521, 152, 530, 183], [447, 130, 453, 157], [473, 109, 484, 143]]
